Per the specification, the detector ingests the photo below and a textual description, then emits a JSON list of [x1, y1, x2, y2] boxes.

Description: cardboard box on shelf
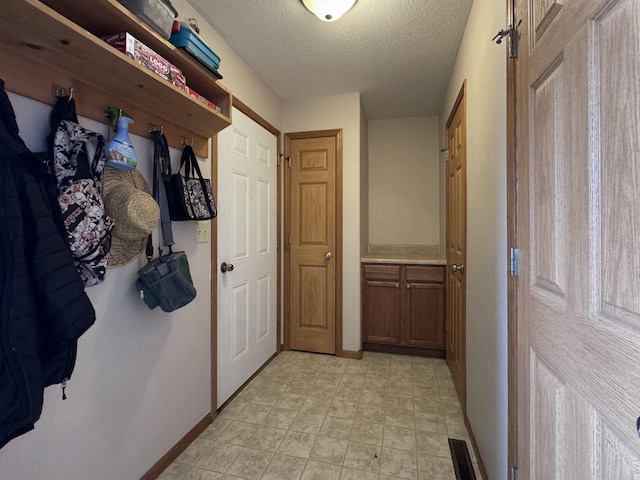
[[186, 87, 222, 114], [103, 32, 185, 88]]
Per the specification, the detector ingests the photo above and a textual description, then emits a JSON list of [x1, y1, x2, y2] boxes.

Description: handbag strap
[[146, 130, 174, 259], [181, 145, 215, 215], [46, 95, 78, 169]]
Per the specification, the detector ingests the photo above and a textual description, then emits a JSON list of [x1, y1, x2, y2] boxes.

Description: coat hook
[[51, 83, 69, 98], [190, 137, 194, 146], [69, 87, 74, 100]]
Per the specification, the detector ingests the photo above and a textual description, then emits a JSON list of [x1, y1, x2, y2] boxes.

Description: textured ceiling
[[185, 0, 473, 120]]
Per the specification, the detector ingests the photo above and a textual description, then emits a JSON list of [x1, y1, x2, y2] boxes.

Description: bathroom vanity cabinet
[[362, 263, 446, 356]]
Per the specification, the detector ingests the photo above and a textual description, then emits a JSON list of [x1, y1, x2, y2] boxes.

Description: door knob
[[324, 252, 333, 260], [221, 262, 234, 273], [452, 264, 465, 273]]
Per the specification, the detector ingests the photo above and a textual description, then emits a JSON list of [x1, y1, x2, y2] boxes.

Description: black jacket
[[0, 80, 96, 449]]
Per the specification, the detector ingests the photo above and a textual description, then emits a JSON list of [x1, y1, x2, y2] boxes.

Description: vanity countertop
[[361, 254, 447, 266]]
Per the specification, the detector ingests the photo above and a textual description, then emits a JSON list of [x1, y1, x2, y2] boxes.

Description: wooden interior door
[[286, 132, 338, 354], [515, 0, 640, 477], [446, 85, 467, 409]]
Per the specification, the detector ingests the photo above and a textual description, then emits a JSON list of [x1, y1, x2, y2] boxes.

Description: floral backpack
[[52, 117, 114, 287]]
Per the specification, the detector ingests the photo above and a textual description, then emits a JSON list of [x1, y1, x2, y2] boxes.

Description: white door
[[516, 0, 640, 477], [217, 108, 278, 407]]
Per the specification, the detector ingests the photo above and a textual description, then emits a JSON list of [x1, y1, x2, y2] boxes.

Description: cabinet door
[[362, 279, 401, 344], [406, 282, 445, 349]]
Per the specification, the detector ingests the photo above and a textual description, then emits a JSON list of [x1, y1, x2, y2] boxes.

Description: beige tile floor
[[159, 351, 483, 480]]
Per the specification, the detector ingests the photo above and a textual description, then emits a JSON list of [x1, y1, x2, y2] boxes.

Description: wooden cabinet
[[0, 0, 232, 156], [362, 265, 402, 344], [405, 266, 445, 349], [362, 263, 445, 356]]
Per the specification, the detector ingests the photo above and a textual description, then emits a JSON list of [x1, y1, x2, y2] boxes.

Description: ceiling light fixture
[[302, 0, 357, 22]]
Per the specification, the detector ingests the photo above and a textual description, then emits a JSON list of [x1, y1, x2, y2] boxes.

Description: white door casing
[[217, 108, 278, 407]]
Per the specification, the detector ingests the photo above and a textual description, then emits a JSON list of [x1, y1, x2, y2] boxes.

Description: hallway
[[159, 351, 482, 480]]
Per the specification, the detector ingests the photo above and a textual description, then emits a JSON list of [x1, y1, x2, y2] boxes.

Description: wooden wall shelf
[[0, 0, 232, 157]]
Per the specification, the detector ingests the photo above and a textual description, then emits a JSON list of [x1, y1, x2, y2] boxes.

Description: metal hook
[[69, 87, 74, 100], [190, 137, 194, 146], [492, 28, 511, 44], [492, 19, 522, 58], [52, 83, 70, 98]]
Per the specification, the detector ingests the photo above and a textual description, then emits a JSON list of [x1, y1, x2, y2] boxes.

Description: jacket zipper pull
[[61, 378, 68, 400]]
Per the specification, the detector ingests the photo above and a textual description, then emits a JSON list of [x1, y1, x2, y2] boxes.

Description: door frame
[[282, 129, 343, 356], [505, 0, 520, 474], [506, 0, 518, 476], [210, 97, 282, 415]]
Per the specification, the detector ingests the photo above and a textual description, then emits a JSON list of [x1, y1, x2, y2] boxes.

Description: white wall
[[0, 3, 282, 478], [282, 93, 363, 353], [440, 0, 508, 479], [171, 0, 282, 128], [368, 116, 440, 247], [0, 94, 212, 479]]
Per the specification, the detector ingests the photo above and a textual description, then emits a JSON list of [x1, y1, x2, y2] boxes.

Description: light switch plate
[[196, 221, 209, 243]]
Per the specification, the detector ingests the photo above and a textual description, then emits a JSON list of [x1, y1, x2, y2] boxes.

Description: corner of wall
[[439, 1, 508, 479]]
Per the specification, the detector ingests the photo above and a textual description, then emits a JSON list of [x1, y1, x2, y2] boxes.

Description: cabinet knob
[[395, 282, 400, 288], [406, 283, 411, 289]]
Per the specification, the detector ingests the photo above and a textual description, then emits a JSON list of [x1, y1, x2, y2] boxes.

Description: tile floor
[[159, 351, 483, 480]]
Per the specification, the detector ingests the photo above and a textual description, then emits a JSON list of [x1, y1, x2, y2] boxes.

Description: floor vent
[[448, 438, 477, 480]]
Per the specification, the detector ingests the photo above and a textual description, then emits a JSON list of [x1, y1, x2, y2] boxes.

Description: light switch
[[196, 221, 209, 243]]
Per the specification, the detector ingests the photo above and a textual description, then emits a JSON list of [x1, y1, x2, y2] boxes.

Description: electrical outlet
[[196, 221, 209, 243]]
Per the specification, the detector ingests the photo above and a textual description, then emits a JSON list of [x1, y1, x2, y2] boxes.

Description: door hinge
[[511, 467, 518, 480], [445, 234, 450, 248], [510, 247, 519, 276], [286, 156, 291, 168], [277, 154, 282, 166], [492, 20, 521, 59]]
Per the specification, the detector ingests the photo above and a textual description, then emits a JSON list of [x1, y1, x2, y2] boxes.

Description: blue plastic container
[[169, 23, 220, 72]]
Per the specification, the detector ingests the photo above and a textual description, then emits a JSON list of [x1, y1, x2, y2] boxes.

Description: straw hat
[[102, 166, 160, 268]]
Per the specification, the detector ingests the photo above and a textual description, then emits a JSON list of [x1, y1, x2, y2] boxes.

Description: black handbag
[[136, 250, 195, 312], [164, 144, 216, 221], [136, 131, 196, 312]]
